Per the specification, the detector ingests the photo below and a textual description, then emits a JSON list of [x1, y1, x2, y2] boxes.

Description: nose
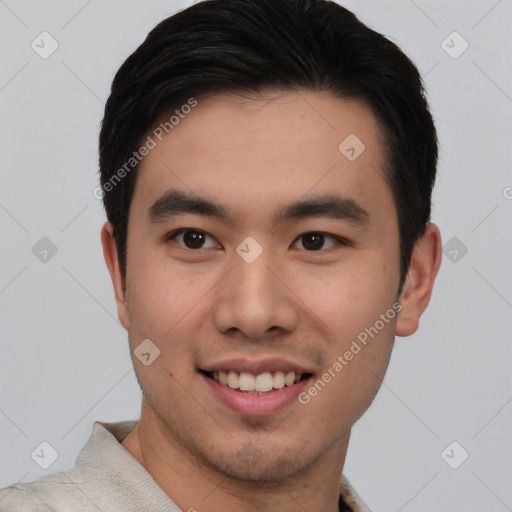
[[212, 245, 299, 340]]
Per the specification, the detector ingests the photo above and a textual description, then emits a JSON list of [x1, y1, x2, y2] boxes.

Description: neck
[[121, 403, 350, 512]]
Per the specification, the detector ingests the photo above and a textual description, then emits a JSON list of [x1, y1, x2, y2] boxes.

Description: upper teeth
[[213, 370, 302, 393]]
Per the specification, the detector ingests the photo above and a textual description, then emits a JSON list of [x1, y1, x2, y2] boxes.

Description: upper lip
[[200, 358, 314, 375]]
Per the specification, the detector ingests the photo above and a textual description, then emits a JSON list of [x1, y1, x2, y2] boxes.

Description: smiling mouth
[[200, 370, 313, 394]]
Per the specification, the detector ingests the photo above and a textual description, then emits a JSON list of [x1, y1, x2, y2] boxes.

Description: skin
[[102, 89, 442, 512]]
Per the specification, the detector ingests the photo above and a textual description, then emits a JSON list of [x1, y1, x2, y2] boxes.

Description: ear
[[395, 223, 442, 337], [101, 222, 130, 330]]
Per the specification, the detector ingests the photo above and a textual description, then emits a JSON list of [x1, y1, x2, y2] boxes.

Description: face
[[118, 90, 402, 482]]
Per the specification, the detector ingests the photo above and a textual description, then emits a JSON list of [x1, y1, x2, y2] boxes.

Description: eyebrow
[[148, 188, 370, 228]]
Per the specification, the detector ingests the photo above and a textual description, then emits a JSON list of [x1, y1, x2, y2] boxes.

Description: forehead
[[132, 89, 393, 227]]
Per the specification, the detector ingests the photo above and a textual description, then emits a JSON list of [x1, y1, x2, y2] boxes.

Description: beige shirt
[[0, 421, 371, 511]]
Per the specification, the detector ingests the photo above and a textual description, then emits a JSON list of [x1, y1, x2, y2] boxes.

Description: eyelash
[[164, 229, 351, 252]]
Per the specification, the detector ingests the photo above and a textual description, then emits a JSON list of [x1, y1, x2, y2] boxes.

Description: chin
[[197, 444, 317, 485]]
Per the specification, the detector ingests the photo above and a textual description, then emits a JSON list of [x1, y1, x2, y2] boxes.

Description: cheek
[[125, 247, 217, 351], [125, 265, 199, 385], [302, 263, 394, 338], [321, 319, 395, 409], [344, 324, 395, 409], [124, 249, 184, 339], [304, 262, 398, 401]]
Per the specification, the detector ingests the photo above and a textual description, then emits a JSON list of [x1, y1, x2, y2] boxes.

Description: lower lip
[[201, 373, 311, 416]]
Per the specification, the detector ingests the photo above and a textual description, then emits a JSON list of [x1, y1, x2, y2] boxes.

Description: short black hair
[[99, 0, 438, 295]]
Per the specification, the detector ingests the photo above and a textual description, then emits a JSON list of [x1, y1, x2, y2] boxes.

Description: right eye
[[164, 229, 221, 250]]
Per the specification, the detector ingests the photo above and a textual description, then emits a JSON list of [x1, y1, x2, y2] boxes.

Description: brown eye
[[302, 233, 325, 251], [182, 230, 206, 249], [166, 229, 219, 250], [292, 232, 345, 251]]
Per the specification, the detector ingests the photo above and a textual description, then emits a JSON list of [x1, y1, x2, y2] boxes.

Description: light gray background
[[1, 1, 511, 510]]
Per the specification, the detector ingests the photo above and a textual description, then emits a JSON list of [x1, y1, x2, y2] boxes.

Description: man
[[0, 0, 442, 510]]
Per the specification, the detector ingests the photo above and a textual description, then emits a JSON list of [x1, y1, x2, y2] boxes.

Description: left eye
[[165, 229, 219, 250], [291, 232, 344, 251]]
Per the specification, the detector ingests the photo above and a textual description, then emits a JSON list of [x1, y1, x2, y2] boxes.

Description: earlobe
[[101, 222, 130, 330], [395, 223, 442, 337]]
